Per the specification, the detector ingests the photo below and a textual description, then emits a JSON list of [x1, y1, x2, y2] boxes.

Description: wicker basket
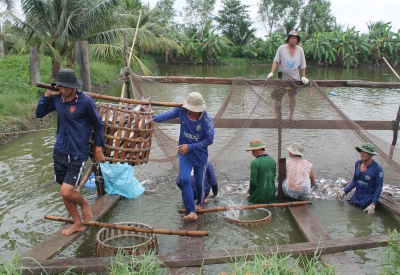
[[89, 102, 154, 166], [96, 222, 158, 257], [225, 209, 272, 227]]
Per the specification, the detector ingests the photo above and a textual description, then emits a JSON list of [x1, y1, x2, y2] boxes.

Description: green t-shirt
[[248, 154, 276, 204]]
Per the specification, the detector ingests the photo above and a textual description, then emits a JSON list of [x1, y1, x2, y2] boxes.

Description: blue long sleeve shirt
[[344, 159, 384, 208], [154, 107, 214, 166], [36, 91, 104, 162]]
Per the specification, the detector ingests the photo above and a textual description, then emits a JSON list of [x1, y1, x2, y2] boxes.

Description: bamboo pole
[[120, 11, 142, 100], [178, 201, 312, 214], [383, 57, 400, 80], [36, 83, 182, 107], [45, 215, 209, 236]]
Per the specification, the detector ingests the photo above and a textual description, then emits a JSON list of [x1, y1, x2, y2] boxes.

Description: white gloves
[[267, 72, 273, 79], [364, 204, 375, 214], [337, 190, 345, 200], [301, 76, 309, 85]]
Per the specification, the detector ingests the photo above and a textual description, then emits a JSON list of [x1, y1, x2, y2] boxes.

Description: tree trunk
[[75, 41, 91, 92], [165, 47, 169, 64], [29, 46, 40, 85], [51, 62, 61, 82], [0, 23, 4, 59]]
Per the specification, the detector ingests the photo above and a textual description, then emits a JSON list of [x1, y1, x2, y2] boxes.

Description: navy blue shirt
[[36, 91, 104, 162]]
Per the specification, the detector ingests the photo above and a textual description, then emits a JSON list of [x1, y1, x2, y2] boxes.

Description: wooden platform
[[21, 194, 120, 260], [288, 205, 365, 275]]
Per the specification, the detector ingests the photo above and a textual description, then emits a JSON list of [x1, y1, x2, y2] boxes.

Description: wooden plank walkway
[[170, 213, 205, 275], [21, 234, 388, 274], [288, 205, 365, 275], [379, 194, 400, 216], [21, 194, 121, 260]]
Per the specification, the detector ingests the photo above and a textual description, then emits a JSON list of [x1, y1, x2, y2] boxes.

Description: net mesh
[[98, 72, 400, 185]]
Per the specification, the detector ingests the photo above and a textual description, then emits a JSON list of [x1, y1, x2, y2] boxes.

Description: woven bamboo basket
[[225, 209, 272, 227], [89, 102, 154, 166], [96, 222, 158, 257]]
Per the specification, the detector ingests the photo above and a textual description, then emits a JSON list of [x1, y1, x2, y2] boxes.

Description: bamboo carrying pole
[[36, 82, 182, 107], [178, 201, 312, 214], [45, 215, 209, 236]]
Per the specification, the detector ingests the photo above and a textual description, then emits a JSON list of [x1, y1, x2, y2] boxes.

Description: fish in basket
[[89, 102, 154, 166]]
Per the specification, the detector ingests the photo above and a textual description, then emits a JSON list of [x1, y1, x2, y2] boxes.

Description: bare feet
[[289, 116, 297, 121], [195, 205, 203, 211], [81, 199, 92, 222], [183, 212, 198, 221], [204, 197, 210, 204], [62, 224, 85, 236]]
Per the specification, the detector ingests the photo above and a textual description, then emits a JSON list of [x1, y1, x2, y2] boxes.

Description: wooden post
[[278, 158, 286, 202], [389, 105, 400, 159]]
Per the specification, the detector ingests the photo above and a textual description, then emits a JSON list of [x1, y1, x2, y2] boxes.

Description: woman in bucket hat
[[36, 69, 105, 236], [266, 30, 308, 121], [246, 138, 276, 204], [282, 143, 315, 200], [154, 92, 215, 220], [337, 143, 384, 214]]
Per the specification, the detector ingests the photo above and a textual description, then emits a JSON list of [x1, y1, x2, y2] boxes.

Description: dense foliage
[[0, 0, 399, 68]]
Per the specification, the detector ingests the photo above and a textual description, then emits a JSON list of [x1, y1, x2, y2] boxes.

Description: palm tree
[[18, 0, 137, 80], [0, 0, 15, 58]]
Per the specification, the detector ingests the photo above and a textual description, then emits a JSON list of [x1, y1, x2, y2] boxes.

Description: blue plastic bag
[[99, 163, 145, 199]]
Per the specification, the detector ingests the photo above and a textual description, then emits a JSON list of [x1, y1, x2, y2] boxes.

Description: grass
[[5, 230, 400, 275], [0, 54, 122, 135]]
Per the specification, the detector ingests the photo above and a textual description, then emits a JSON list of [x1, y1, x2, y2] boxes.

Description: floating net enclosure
[[96, 222, 158, 257], [92, 72, 400, 186]]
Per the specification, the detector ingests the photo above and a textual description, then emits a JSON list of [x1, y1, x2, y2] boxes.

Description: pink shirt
[[286, 157, 313, 191]]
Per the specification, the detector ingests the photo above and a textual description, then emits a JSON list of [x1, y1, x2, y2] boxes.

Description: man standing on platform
[[36, 69, 105, 236], [266, 30, 309, 121], [154, 92, 215, 221]]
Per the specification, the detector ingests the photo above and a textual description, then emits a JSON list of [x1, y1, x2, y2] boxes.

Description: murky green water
[[1, 64, 400, 274]]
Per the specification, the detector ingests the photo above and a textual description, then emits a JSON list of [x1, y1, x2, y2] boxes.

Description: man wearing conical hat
[[246, 138, 276, 204]]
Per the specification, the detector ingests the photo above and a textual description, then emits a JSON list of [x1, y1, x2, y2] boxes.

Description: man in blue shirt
[[337, 143, 384, 214], [154, 92, 215, 220], [36, 69, 105, 235], [176, 162, 219, 204]]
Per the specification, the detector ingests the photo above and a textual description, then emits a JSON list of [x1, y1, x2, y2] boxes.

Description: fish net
[[93, 72, 400, 189]]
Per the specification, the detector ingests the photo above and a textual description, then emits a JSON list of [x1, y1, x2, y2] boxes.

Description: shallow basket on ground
[[96, 222, 158, 257], [89, 102, 154, 166], [225, 209, 272, 227]]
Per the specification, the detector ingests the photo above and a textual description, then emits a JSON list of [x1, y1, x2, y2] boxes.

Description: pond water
[[1, 64, 400, 274]]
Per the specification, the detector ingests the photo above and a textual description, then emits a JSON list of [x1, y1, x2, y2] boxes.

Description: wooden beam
[[143, 76, 400, 89], [170, 213, 205, 275], [21, 235, 388, 274], [21, 194, 121, 260], [379, 194, 400, 216], [288, 205, 365, 274], [164, 118, 395, 130]]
